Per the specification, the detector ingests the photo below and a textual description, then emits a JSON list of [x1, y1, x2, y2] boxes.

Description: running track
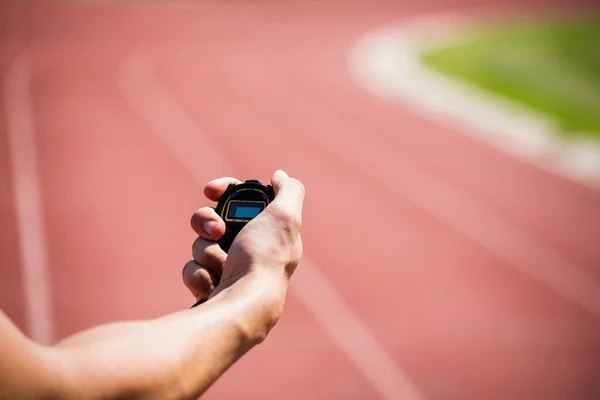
[[1, 1, 599, 399]]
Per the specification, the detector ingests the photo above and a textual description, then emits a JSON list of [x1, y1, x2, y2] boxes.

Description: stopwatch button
[[245, 179, 261, 184]]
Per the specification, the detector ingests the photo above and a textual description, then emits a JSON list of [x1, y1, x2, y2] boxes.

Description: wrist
[[211, 268, 289, 343]]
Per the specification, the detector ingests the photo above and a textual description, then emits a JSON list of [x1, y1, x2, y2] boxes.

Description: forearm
[[52, 271, 288, 400]]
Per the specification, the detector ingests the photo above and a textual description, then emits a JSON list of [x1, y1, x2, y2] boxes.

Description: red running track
[[1, 1, 599, 399]]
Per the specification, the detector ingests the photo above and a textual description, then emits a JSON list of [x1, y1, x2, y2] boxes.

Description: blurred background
[[1, 0, 599, 399]]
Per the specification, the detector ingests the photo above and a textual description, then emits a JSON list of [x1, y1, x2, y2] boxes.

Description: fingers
[[192, 236, 227, 277], [182, 260, 219, 301], [190, 207, 226, 241], [183, 236, 226, 301], [204, 177, 242, 202]]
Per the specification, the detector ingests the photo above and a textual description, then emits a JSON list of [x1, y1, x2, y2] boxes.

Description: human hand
[[183, 170, 305, 305]]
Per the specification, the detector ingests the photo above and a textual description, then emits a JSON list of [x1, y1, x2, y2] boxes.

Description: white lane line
[[117, 57, 234, 181], [4, 53, 54, 345], [226, 42, 600, 319], [118, 54, 425, 400], [293, 257, 425, 400], [342, 19, 600, 316], [219, 32, 600, 320], [349, 16, 600, 190], [271, 81, 600, 319]]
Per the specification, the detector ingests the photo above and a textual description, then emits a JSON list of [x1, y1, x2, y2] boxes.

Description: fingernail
[[203, 220, 217, 236]]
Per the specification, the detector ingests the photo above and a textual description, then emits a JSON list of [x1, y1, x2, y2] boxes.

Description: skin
[[0, 170, 305, 400]]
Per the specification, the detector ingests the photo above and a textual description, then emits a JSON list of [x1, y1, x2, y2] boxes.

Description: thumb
[[269, 170, 305, 219]]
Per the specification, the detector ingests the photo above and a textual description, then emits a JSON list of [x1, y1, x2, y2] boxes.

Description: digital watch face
[[225, 201, 266, 222], [214, 180, 275, 254]]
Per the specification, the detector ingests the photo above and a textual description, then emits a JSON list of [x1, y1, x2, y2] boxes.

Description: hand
[[183, 170, 305, 305]]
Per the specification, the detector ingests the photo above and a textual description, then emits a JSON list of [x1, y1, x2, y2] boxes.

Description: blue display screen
[[229, 203, 263, 219]]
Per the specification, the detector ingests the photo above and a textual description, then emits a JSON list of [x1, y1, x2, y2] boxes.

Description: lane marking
[[349, 15, 600, 190], [271, 79, 600, 319], [219, 39, 600, 319], [117, 57, 234, 181], [118, 54, 425, 400], [4, 53, 54, 344], [341, 18, 600, 316], [293, 257, 425, 400]]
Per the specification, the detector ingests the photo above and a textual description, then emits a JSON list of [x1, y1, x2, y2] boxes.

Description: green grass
[[420, 15, 600, 140]]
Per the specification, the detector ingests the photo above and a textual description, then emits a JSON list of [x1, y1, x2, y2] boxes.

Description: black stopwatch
[[191, 179, 274, 308], [214, 179, 275, 253]]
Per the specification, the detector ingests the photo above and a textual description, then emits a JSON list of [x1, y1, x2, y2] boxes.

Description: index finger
[[204, 177, 243, 202]]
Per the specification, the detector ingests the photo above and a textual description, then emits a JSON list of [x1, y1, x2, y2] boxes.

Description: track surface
[[1, 1, 599, 399]]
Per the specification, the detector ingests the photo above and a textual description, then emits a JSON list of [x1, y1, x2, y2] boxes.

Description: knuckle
[[190, 210, 205, 232], [294, 214, 303, 229], [193, 268, 212, 285], [191, 207, 216, 225], [289, 178, 305, 196], [191, 207, 204, 221], [191, 237, 207, 257], [268, 204, 302, 229], [182, 260, 199, 285], [192, 238, 225, 269], [182, 259, 197, 276], [204, 243, 223, 263], [182, 260, 213, 297], [283, 212, 302, 231]]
